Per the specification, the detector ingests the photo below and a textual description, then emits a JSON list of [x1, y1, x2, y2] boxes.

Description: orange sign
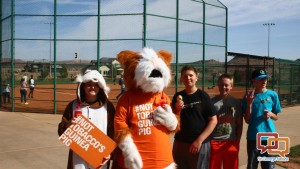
[[59, 115, 117, 168], [256, 132, 290, 157]]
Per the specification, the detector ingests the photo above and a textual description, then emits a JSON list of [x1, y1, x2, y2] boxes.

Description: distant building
[[90, 57, 122, 77], [99, 65, 110, 76]]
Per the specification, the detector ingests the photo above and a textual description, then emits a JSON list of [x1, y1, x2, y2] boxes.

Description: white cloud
[[222, 0, 300, 26]]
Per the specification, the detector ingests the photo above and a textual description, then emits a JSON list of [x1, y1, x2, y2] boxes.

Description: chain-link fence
[[227, 52, 300, 107], [1, 0, 227, 113], [1, 0, 299, 114], [275, 59, 300, 106]]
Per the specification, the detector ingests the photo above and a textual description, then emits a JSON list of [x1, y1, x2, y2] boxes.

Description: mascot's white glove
[[118, 135, 143, 169], [153, 104, 178, 131]]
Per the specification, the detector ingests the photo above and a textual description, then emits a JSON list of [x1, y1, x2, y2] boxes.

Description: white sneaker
[[24, 102, 29, 105]]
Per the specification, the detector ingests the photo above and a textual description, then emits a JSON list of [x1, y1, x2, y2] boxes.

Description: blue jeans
[[247, 140, 275, 169], [20, 90, 27, 103]]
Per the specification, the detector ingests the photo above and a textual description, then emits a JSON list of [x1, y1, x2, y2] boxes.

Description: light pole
[[45, 22, 54, 78], [263, 23, 275, 57]]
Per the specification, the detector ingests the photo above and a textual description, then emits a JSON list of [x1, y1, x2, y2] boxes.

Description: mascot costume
[[112, 47, 179, 169]]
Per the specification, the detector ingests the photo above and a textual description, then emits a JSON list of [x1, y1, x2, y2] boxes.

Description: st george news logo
[[256, 132, 290, 162]]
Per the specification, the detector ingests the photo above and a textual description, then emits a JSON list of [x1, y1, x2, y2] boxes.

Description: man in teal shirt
[[242, 69, 282, 169]]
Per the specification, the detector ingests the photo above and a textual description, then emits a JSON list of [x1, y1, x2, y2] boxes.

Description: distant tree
[[59, 65, 68, 78], [23, 64, 30, 72], [41, 70, 49, 79], [233, 69, 242, 84]]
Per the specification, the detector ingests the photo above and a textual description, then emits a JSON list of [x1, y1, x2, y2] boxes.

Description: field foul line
[[36, 89, 76, 96]]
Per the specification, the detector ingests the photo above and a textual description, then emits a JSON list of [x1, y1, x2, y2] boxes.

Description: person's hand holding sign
[[62, 117, 75, 129], [96, 155, 111, 169]]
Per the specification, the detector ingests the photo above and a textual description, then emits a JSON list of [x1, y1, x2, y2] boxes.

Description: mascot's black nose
[[149, 69, 162, 78]]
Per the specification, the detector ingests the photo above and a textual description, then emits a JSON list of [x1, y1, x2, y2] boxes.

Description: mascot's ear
[[157, 50, 173, 65], [117, 50, 139, 66], [117, 50, 141, 91]]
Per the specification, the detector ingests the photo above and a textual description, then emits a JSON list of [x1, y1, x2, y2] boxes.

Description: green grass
[[288, 144, 300, 165], [288, 144, 300, 158], [276, 144, 300, 168]]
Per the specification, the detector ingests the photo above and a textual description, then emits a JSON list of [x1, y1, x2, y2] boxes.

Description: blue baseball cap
[[251, 69, 270, 80]]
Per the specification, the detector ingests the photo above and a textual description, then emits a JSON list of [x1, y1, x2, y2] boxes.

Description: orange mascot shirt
[[114, 90, 174, 169]]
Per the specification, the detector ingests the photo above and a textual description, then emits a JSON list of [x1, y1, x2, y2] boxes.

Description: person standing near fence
[[20, 77, 28, 104], [243, 69, 282, 169], [209, 74, 243, 169], [2, 83, 10, 104], [28, 75, 35, 98], [171, 65, 217, 169], [116, 75, 125, 100]]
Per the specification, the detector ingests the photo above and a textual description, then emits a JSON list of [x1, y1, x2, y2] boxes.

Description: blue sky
[[221, 0, 300, 60], [11, 0, 227, 63], [7, 0, 300, 62]]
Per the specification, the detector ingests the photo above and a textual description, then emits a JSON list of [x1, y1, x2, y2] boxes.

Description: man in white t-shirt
[[28, 75, 35, 98]]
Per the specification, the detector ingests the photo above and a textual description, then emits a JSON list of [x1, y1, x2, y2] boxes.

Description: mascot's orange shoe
[[112, 47, 178, 169]]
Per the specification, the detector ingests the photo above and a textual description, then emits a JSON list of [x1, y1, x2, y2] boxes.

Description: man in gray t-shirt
[[212, 96, 242, 140], [209, 74, 243, 169]]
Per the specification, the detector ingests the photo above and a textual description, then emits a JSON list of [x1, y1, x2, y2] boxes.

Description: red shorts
[[209, 140, 239, 169]]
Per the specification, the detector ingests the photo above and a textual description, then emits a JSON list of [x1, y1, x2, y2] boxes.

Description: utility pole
[[45, 22, 54, 78]]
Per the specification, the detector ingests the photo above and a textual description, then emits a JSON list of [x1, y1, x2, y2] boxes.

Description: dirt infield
[[1, 83, 246, 114]]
